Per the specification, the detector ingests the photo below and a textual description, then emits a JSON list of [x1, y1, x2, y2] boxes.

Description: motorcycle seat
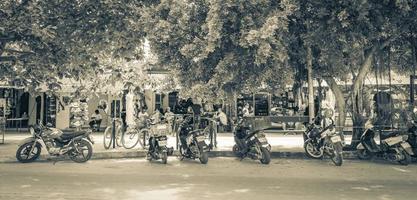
[[380, 131, 401, 140], [59, 131, 87, 141]]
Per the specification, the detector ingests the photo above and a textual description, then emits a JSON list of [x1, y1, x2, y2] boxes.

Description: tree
[[142, 0, 298, 101], [0, 0, 149, 92], [288, 0, 417, 148]]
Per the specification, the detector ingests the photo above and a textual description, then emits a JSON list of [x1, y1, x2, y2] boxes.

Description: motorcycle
[[356, 127, 414, 165], [232, 119, 271, 165], [16, 122, 94, 163], [178, 122, 209, 164], [304, 122, 344, 166], [146, 122, 174, 164], [406, 122, 417, 158]]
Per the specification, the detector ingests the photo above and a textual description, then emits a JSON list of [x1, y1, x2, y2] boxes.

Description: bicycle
[[122, 119, 152, 149], [103, 118, 123, 149]]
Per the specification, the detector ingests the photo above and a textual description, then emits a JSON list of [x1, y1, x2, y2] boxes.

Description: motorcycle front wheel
[[357, 149, 373, 160], [304, 140, 323, 159], [16, 142, 42, 163], [232, 144, 240, 156], [330, 142, 343, 166], [260, 147, 271, 165], [199, 151, 209, 164], [69, 140, 93, 163], [398, 148, 411, 166], [161, 151, 168, 164]]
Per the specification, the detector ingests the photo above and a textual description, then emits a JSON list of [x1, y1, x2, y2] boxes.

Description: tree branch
[[0, 36, 16, 42], [3, 48, 35, 54], [0, 56, 16, 62]]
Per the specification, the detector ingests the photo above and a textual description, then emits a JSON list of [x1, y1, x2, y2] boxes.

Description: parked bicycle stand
[[103, 118, 124, 149]]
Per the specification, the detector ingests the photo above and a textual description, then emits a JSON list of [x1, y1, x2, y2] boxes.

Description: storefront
[[0, 86, 31, 129]]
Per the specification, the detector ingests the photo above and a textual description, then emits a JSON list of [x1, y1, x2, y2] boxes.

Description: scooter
[[146, 123, 174, 164], [232, 119, 271, 164], [356, 127, 414, 165], [178, 123, 209, 164], [304, 122, 344, 166]]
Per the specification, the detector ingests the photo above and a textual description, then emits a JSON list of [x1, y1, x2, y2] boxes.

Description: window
[[236, 94, 254, 118], [168, 92, 178, 111], [254, 93, 269, 116], [155, 93, 163, 111]]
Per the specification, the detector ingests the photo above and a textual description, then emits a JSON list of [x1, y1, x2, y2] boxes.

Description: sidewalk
[[0, 131, 354, 163]]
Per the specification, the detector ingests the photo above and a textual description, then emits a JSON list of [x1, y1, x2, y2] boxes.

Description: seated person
[[150, 108, 162, 124], [89, 110, 102, 130], [179, 107, 195, 151], [234, 117, 250, 154]]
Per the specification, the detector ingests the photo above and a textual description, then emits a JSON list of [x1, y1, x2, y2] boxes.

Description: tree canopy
[[143, 0, 297, 100], [0, 0, 148, 92]]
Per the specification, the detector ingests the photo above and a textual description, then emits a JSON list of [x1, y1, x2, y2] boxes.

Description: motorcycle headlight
[[402, 135, 409, 141], [29, 127, 35, 136], [256, 132, 265, 138]]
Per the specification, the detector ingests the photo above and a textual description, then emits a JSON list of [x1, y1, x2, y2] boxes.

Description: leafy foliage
[[0, 0, 148, 93], [143, 0, 297, 100]]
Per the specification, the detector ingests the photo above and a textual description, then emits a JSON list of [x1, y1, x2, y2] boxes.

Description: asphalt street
[[0, 158, 416, 200]]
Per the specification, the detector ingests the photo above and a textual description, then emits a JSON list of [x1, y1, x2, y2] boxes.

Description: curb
[[0, 150, 358, 163]]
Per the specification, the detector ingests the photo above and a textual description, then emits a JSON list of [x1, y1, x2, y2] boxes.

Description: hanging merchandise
[[70, 99, 89, 130]]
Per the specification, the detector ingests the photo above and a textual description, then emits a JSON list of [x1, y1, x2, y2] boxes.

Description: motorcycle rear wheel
[[330, 142, 343, 166], [304, 140, 323, 159], [260, 147, 271, 165], [398, 148, 411, 166], [16, 142, 42, 163], [69, 140, 93, 163]]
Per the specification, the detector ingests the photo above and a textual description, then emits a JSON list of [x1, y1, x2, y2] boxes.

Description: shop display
[[70, 100, 89, 130], [44, 94, 57, 127]]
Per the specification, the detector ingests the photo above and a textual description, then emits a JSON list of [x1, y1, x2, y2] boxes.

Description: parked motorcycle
[[304, 122, 344, 166], [232, 119, 271, 165], [406, 122, 417, 158], [16, 123, 94, 163], [356, 127, 414, 165], [178, 122, 209, 164], [146, 123, 173, 164]]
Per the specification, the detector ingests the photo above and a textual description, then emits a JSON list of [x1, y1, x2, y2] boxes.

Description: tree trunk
[[323, 76, 346, 130], [350, 41, 390, 148], [307, 46, 314, 123]]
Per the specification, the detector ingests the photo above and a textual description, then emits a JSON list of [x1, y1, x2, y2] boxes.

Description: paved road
[[0, 158, 416, 200]]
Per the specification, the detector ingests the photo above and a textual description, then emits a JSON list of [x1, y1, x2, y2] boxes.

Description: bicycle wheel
[[138, 129, 150, 149], [103, 126, 113, 149], [115, 126, 123, 147], [122, 129, 140, 149]]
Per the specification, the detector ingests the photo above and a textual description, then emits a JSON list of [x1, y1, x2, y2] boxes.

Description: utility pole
[[307, 46, 315, 123]]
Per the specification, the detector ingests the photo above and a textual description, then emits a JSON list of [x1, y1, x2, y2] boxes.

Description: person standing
[[164, 107, 175, 134], [216, 107, 228, 126], [151, 108, 162, 124]]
